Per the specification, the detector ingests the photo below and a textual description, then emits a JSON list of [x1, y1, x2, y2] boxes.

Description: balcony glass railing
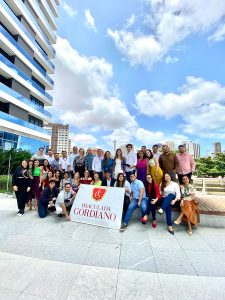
[[0, 0, 55, 70], [20, 0, 56, 54], [0, 110, 50, 135], [0, 83, 52, 118], [0, 26, 54, 86], [0, 54, 53, 101]]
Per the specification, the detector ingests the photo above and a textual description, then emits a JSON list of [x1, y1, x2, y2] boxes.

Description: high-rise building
[[213, 142, 221, 154], [0, 0, 59, 152], [165, 141, 175, 152], [182, 141, 200, 158], [44, 123, 70, 153]]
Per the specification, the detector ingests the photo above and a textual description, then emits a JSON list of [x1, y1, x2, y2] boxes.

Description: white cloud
[[165, 56, 179, 64], [135, 76, 225, 137], [61, 1, 77, 18], [84, 9, 97, 33], [70, 133, 97, 147], [53, 36, 137, 132], [125, 14, 136, 29], [208, 23, 225, 42], [108, 0, 225, 68]]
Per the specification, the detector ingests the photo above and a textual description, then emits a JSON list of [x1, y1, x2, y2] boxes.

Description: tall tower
[[213, 142, 221, 155], [0, 0, 59, 152]]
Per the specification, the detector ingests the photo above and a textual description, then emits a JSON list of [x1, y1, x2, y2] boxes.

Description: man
[[152, 144, 160, 159], [45, 148, 54, 164], [67, 146, 79, 178], [84, 148, 95, 178], [59, 150, 68, 173], [102, 170, 116, 187], [51, 153, 61, 172], [141, 146, 147, 157], [176, 145, 195, 184], [159, 145, 179, 181], [92, 148, 103, 180], [55, 183, 76, 221], [31, 147, 45, 165], [120, 173, 148, 231], [38, 179, 59, 218], [125, 144, 137, 182]]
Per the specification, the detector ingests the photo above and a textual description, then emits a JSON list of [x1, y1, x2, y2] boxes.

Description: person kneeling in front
[[120, 173, 148, 231], [55, 183, 76, 221], [38, 179, 59, 218]]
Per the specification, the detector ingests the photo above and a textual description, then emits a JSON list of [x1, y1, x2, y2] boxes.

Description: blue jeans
[[126, 170, 135, 182], [157, 193, 175, 226], [124, 198, 149, 225], [38, 201, 48, 218]]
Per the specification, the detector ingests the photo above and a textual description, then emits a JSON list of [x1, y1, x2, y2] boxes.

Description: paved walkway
[[0, 196, 225, 299]]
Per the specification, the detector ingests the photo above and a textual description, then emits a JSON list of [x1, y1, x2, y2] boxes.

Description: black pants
[[15, 178, 28, 211], [178, 172, 192, 185], [75, 166, 85, 177], [122, 195, 130, 222]]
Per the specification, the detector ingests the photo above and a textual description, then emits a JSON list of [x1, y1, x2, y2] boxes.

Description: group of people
[[12, 143, 200, 235]]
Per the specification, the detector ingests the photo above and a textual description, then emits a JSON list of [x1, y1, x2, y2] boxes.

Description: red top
[[146, 182, 161, 199], [79, 179, 92, 185]]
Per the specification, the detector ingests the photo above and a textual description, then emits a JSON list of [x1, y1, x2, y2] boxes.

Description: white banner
[[70, 184, 125, 229]]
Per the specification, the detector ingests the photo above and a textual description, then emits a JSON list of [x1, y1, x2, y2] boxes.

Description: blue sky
[[50, 0, 225, 155]]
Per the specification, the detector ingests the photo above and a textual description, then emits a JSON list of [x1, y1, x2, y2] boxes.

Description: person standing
[[51, 153, 61, 172], [67, 146, 79, 178], [31, 160, 42, 210], [120, 173, 148, 231], [159, 145, 179, 181], [152, 144, 160, 159], [73, 148, 86, 177], [12, 160, 32, 216], [92, 149, 103, 180], [136, 150, 148, 184], [45, 148, 54, 165], [146, 149, 163, 184], [124, 144, 137, 182], [59, 150, 68, 173], [112, 148, 125, 179], [31, 147, 45, 166], [176, 145, 196, 184], [84, 148, 95, 178], [102, 151, 114, 177]]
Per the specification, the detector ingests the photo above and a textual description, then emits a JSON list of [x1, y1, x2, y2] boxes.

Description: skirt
[[149, 165, 163, 184], [182, 198, 200, 225], [31, 176, 41, 200]]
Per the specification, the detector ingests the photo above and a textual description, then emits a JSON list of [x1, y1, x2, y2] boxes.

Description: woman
[[73, 148, 85, 177], [112, 149, 125, 179], [141, 174, 161, 228], [80, 170, 92, 184], [53, 170, 61, 190], [174, 176, 200, 235], [136, 150, 147, 184], [27, 160, 34, 210], [60, 171, 72, 190], [31, 160, 42, 210], [41, 159, 51, 183], [157, 173, 181, 234], [12, 160, 32, 216], [91, 173, 102, 186], [114, 173, 131, 222], [146, 149, 163, 184], [71, 172, 80, 192], [42, 170, 54, 190], [102, 151, 114, 177]]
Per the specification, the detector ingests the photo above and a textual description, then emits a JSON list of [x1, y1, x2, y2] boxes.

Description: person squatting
[[12, 143, 199, 235]]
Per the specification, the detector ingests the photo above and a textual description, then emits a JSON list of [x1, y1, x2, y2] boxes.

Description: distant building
[[213, 142, 221, 155], [44, 123, 70, 153], [182, 141, 200, 158], [165, 141, 175, 152]]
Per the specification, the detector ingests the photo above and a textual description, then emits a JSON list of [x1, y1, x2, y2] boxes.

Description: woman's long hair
[[145, 178, 156, 198], [161, 173, 170, 192], [146, 149, 153, 159], [116, 172, 125, 187], [114, 148, 124, 160], [103, 151, 110, 166]]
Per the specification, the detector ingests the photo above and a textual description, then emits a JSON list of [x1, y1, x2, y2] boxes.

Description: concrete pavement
[[0, 195, 225, 299]]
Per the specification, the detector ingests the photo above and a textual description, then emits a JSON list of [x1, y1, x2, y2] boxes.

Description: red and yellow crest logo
[[92, 187, 107, 202]]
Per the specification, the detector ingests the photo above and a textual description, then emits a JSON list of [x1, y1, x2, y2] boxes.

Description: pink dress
[[137, 159, 147, 184]]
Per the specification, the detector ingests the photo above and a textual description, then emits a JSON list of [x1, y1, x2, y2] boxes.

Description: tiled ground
[[0, 196, 225, 299]]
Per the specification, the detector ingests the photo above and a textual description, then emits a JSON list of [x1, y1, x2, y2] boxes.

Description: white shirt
[[162, 181, 181, 200], [125, 151, 137, 172], [92, 156, 103, 172], [59, 157, 68, 171], [114, 180, 131, 197], [56, 189, 75, 207], [67, 153, 79, 171], [45, 155, 54, 164]]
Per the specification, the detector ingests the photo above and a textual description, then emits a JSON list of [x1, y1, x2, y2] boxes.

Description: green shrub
[[0, 175, 12, 193]]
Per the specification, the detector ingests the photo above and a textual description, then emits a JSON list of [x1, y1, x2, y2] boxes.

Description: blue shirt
[[131, 179, 146, 199]]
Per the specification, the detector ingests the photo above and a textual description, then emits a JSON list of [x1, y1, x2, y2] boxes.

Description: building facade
[[44, 123, 70, 153], [213, 142, 221, 155], [165, 141, 175, 152], [0, 0, 59, 153], [182, 141, 200, 159]]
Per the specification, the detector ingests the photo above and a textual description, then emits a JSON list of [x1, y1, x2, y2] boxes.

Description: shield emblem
[[92, 187, 106, 202]]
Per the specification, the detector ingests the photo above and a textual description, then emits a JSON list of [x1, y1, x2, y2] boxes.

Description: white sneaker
[[157, 208, 164, 214]]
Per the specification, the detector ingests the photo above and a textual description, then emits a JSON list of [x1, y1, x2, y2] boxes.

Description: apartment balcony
[[0, 82, 52, 122]]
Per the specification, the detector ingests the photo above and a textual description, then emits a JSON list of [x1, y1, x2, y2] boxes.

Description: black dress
[[12, 167, 32, 212]]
